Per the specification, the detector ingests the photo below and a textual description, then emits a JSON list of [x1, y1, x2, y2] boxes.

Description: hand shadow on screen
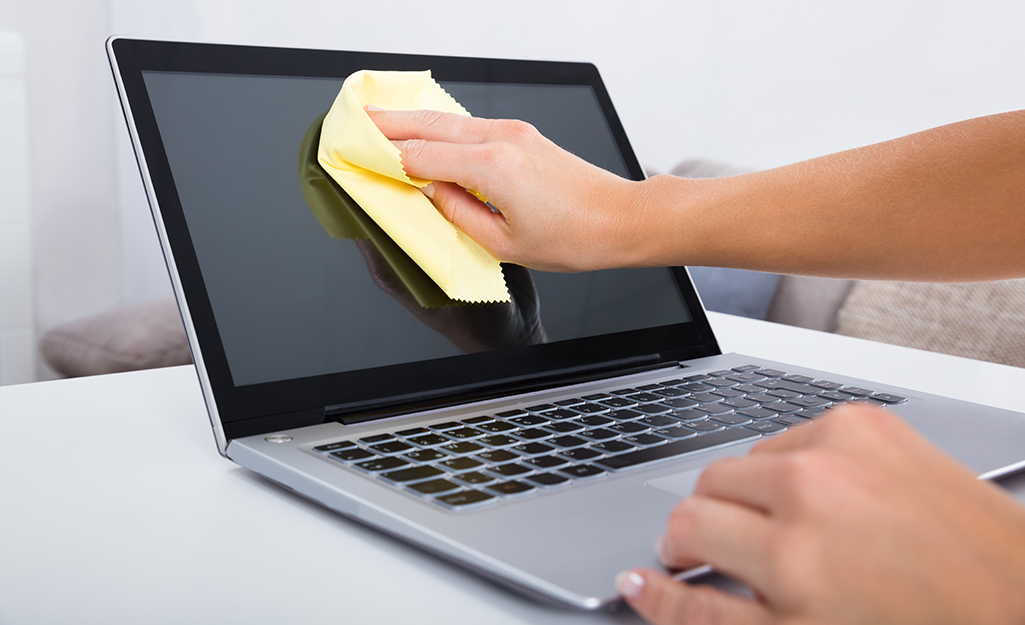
[[299, 112, 548, 353]]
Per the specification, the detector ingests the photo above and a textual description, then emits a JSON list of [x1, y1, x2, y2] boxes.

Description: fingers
[[368, 108, 496, 143], [660, 495, 774, 588], [428, 182, 509, 256], [617, 568, 771, 625]]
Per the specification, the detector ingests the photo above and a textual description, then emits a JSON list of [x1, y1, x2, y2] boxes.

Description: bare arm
[[371, 109, 1025, 280]]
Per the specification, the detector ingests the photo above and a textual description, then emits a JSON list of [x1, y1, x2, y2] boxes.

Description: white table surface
[[2, 312, 1023, 624]]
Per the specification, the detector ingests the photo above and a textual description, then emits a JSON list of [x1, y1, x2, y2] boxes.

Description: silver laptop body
[[108, 37, 1025, 609]]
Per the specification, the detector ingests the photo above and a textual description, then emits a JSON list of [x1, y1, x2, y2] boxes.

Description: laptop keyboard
[[312, 365, 906, 511]]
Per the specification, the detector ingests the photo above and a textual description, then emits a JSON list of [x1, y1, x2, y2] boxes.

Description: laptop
[[107, 37, 1025, 609]]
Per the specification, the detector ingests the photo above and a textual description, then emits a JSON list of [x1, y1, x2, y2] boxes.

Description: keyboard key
[[637, 383, 664, 391], [404, 449, 447, 463], [766, 389, 801, 399], [595, 428, 760, 471], [710, 413, 753, 426], [686, 420, 725, 433], [820, 391, 852, 402], [407, 434, 449, 447], [524, 455, 569, 469], [370, 441, 414, 455], [639, 415, 679, 428], [747, 393, 782, 404], [663, 397, 699, 409], [441, 442, 484, 456], [545, 421, 584, 434], [671, 409, 708, 422], [690, 393, 722, 404], [462, 415, 493, 425], [513, 442, 556, 456], [658, 426, 698, 440], [579, 428, 619, 442], [607, 408, 645, 421], [737, 407, 779, 420], [495, 409, 528, 419], [429, 421, 464, 431], [704, 378, 738, 388], [695, 403, 734, 415], [600, 396, 637, 408], [626, 392, 664, 403], [395, 427, 430, 437], [559, 447, 603, 462], [477, 435, 519, 448], [355, 456, 407, 472], [330, 448, 374, 462], [782, 374, 814, 383], [727, 372, 764, 383], [773, 403, 804, 414], [711, 388, 745, 398], [359, 433, 395, 444], [611, 421, 650, 435], [407, 478, 461, 496], [548, 435, 588, 449], [623, 433, 668, 447], [514, 428, 552, 441], [381, 465, 444, 483], [754, 369, 785, 377], [731, 365, 761, 372], [435, 490, 495, 508], [799, 407, 830, 418], [680, 382, 715, 393], [681, 374, 711, 382], [593, 440, 636, 454], [454, 471, 496, 485], [840, 387, 874, 397], [511, 415, 548, 427], [314, 441, 356, 453], [477, 421, 518, 433], [773, 415, 810, 426], [721, 398, 758, 410], [546, 409, 579, 420], [810, 380, 843, 390], [486, 481, 536, 497], [558, 464, 606, 480], [583, 393, 611, 401], [789, 396, 831, 408], [577, 415, 614, 427], [440, 457, 483, 471], [554, 398, 583, 407], [872, 393, 907, 404], [652, 387, 689, 398], [572, 403, 609, 414], [526, 404, 557, 413], [526, 472, 571, 488], [476, 449, 518, 463], [746, 421, 787, 434], [635, 403, 673, 415], [610, 388, 640, 396], [486, 463, 533, 478]]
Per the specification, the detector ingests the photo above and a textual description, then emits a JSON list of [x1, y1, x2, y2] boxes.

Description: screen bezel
[[109, 38, 720, 442]]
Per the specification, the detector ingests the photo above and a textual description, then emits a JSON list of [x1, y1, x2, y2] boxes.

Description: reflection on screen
[[142, 71, 691, 387]]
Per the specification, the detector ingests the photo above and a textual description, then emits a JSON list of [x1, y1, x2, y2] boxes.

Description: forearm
[[630, 110, 1025, 280]]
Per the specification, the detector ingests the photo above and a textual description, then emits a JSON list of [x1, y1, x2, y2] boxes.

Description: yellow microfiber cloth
[[317, 70, 510, 304]]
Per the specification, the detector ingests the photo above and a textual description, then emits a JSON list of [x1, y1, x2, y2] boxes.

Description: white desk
[[2, 312, 1024, 624]]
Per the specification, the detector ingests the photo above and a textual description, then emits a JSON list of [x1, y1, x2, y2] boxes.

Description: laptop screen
[[112, 40, 719, 439]]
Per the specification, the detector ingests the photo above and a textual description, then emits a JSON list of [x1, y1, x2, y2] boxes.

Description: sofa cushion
[[766, 275, 856, 332], [40, 298, 192, 377], [836, 280, 1025, 368]]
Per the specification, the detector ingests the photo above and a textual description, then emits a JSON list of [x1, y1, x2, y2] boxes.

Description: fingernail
[[615, 570, 645, 599], [419, 183, 436, 199], [365, 104, 385, 112]]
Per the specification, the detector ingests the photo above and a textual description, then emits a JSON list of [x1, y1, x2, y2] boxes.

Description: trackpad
[[646, 467, 706, 498]]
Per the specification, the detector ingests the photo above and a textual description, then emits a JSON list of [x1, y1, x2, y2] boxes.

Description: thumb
[[616, 568, 771, 625], [427, 181, 509, 258]]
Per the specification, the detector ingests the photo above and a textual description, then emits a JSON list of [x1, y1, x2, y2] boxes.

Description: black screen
[[142, 71, 691, 387]]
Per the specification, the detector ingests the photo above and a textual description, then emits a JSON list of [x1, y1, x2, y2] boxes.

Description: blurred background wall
[[1, 0, 1024, 381]]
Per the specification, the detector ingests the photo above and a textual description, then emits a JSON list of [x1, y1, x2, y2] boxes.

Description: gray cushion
[[40, 298, 191, 377], [766, 275, 856, 332], [836, 279, 1025, 367]]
